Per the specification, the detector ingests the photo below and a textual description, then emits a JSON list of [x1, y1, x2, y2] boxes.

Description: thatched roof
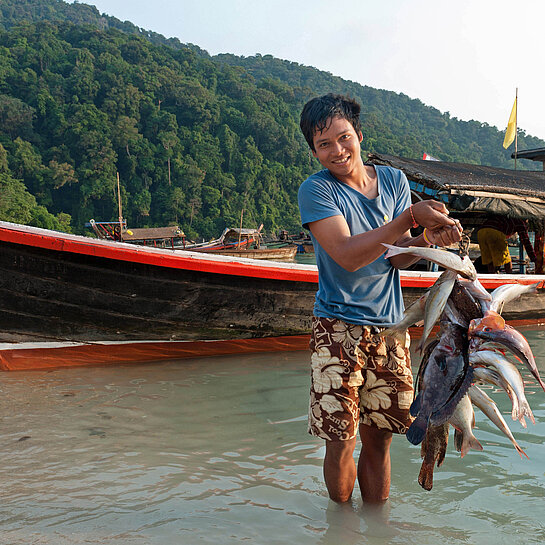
[[367, 153, 545, 223], [122, 226, 184, 242], [511, 147, 545, 164], [219, 227, 263, 242], [368, 153, 545, 197]]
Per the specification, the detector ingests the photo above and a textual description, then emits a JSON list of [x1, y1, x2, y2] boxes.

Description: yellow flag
[[503, 98, 517, 149]]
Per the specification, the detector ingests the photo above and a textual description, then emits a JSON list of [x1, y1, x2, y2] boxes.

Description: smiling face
[[311, 116, 364, 180]]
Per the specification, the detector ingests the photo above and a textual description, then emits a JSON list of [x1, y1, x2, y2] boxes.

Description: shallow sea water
[[1, 329, 545, 545]]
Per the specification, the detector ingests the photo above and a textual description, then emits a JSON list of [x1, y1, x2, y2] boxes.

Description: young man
[[297, 94, 462, 504]]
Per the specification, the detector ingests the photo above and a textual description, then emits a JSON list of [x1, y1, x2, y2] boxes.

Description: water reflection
[[1, 329, 544, 544]]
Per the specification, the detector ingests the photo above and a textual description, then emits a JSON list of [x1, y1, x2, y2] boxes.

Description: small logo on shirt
[[383, 214, 389, 224]]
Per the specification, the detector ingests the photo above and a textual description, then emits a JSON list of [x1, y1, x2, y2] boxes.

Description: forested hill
[[214, 53, 545, 167], [0, 0, 211, 56], [0, 0, 543, 239]]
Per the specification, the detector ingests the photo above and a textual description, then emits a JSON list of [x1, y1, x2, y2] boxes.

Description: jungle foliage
[[0, 0, 543, 238]]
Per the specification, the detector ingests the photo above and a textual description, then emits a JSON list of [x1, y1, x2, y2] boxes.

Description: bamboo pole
[[238, 208, 244, 247], [514, 87, 518, 171], [117, 171, 123, 240]]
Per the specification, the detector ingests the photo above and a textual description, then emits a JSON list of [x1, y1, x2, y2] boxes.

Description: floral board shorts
[[308, 317, 415, 441]]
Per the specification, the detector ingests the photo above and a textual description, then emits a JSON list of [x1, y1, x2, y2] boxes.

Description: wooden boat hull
[[0, 222, 316, 343], [1, 221, 544, 345], [293, 241, 314, 254], [191, 245, 298, 260], [0, 336, 311, 371]]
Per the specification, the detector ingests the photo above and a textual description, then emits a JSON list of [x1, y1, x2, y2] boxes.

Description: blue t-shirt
[[297, 165, 411, 326]]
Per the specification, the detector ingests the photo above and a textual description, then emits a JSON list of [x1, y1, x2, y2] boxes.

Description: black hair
[[299, 93, 362, 151]]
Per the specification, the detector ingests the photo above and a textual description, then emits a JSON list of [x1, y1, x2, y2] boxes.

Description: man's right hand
[[411, 200, 457, 230]]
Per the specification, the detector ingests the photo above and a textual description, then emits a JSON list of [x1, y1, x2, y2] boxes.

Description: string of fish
[[381, 243, 543, 491]]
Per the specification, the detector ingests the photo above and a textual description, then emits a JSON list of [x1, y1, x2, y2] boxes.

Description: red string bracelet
[[409, 205, 419, 228]]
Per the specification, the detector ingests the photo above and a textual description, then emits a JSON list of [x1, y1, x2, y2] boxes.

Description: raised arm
[[309, 200, 462, 272]]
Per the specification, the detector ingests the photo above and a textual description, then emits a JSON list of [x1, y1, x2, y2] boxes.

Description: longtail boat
[[1, 220, 544, 370], [191, 244, 298, 260]]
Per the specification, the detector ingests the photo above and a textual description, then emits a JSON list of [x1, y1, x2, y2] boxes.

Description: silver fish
[[458, 277, 492, 304], [468, 311, 545, 392], [472, 366, 518, 423], [417, 269, 457, 352], [486, 282, 540, 314], [470, 349, 535, 427], [468, 385, 529, 459], [382, 244, 477, 280], [380, 293, 427, 343], [449, 394, 483, 458]]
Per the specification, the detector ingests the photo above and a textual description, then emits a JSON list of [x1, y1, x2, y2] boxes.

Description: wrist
[[422, 228, 432, 246], [408, 204, 419, 229]]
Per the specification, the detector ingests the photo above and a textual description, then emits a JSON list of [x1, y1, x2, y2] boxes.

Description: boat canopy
[[367, 153, 545, 227], [219, 227, 263, 242], [121, 226, 184, 243]]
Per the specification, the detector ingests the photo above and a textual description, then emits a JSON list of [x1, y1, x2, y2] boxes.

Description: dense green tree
[[0, 172, 37, 223], [0, 94, 35, 138], [0, 141, 69, 229]]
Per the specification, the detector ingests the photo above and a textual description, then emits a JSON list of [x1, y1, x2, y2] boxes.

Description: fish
[[444, 279, 484, 328], [449, 394, 483, 458], [442, 301, 468, 329], [468, 310, 545, 392], [486, 282, 540, 314], [418, 422, 450, 491], [417, 270, 457, 352], [458, 277, 492, 304], [472, 366, 518, 422], [379, 293, 427, 343], [382, 244, 477, 280], [472, 365, 514, 396], [414, 338, 440, 394], [470, 349, 535, 427], [468, 385, 529, 459], [407, 322, 473, 445]]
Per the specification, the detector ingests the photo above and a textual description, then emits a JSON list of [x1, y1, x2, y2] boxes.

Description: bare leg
[[324, 437, 357, 503], [504, 260, 513, 274], [357, 423, 392, 503]]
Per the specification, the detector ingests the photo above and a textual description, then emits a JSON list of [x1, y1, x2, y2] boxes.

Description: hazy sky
[[73, 0, 545, 142]]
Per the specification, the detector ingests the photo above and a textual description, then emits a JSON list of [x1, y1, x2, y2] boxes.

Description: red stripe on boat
[[2, 223, 544, 290]]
